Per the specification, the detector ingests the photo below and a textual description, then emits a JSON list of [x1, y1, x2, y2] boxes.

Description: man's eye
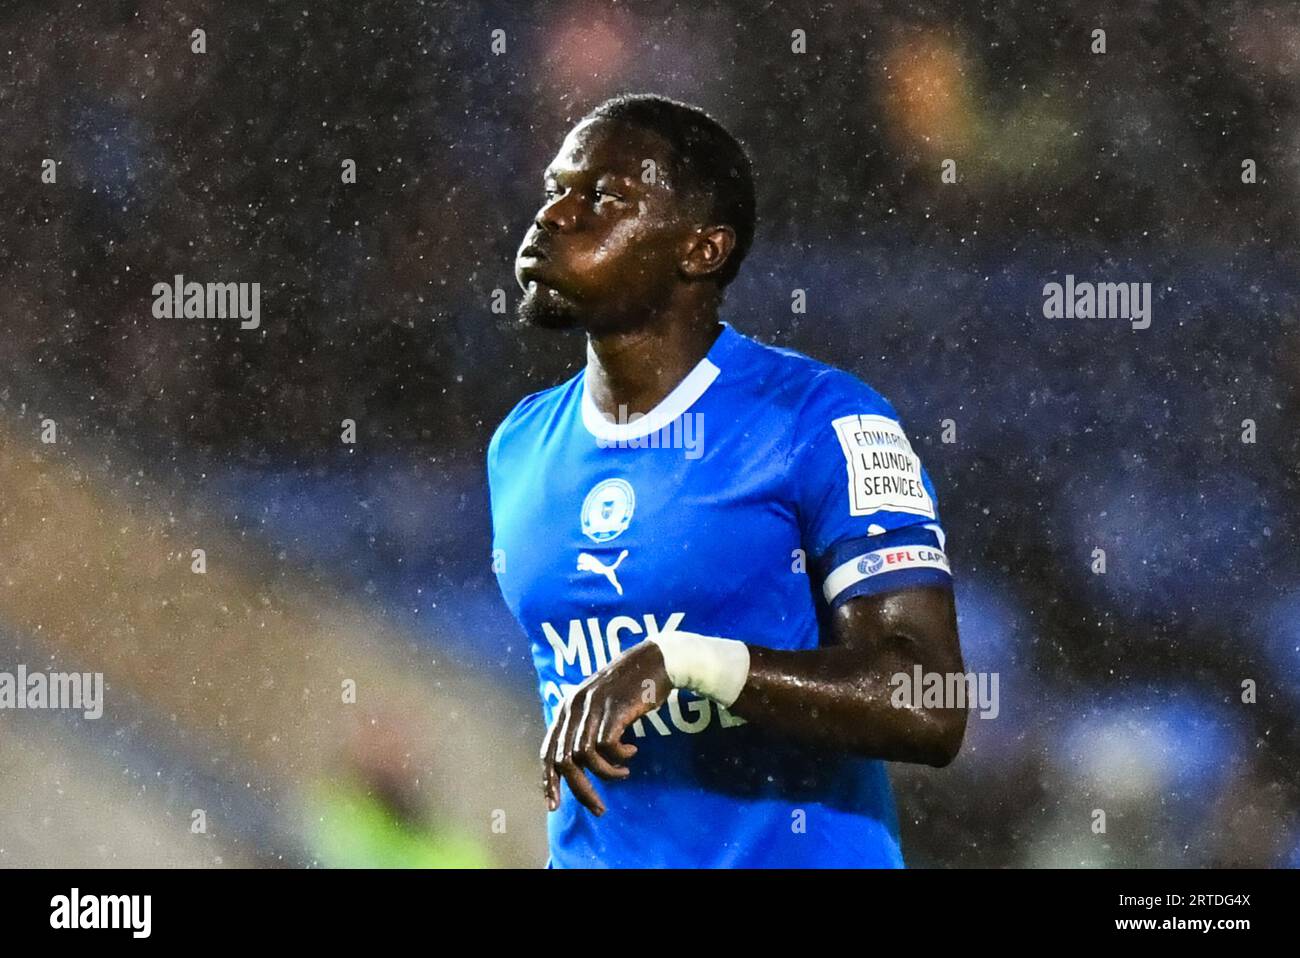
[[594, 190, 622, 203]]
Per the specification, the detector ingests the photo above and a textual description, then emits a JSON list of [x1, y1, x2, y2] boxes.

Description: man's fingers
[[543, 767, 558, 810], [595, 708, 640, 766], [555, 692, 586, 770], [547, 692, 605, 815], [559, 694, 607, 813], [577, 699, 631, 781], [540, 711, 559, 764], [581, 752, 629, 781], [596, 737, 639, 765], [540, 702, 569, 810], [540, 679, 647, 814], [557, 758, 605, 815]]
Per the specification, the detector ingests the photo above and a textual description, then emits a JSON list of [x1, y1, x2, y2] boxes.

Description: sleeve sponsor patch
[[830, 414, 936, 519]]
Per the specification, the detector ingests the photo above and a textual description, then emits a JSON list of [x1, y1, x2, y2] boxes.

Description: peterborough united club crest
[[581, 478, 635, 543]]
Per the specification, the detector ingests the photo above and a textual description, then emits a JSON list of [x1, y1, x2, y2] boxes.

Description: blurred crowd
[[1, 0, 1297, 866]]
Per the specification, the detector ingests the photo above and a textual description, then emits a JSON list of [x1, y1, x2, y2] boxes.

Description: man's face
[[515, 118, 703, 333]]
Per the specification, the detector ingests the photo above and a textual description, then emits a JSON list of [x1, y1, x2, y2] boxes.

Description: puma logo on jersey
[[577, 550, 628, 594]]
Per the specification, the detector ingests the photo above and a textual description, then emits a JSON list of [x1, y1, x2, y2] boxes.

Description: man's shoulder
[[487, 371, 582, 465], [733, 332, 899, 425]]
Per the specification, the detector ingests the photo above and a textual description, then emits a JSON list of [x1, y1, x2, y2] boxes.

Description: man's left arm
[[541, 585, 965, 816], [728, 584, 966, 766]]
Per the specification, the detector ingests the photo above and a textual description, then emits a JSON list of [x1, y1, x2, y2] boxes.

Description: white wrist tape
[[648, 630, 750, 708]]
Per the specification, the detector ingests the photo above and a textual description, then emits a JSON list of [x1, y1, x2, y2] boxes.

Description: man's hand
[[540, 640, 672, 816]]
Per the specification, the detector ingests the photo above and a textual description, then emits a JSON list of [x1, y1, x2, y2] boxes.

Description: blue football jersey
[[487, 321, 952, 868]]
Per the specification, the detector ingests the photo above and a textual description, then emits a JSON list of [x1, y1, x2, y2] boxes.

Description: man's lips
[[517, 246, 565, 287], [517, 263, 567, 293]]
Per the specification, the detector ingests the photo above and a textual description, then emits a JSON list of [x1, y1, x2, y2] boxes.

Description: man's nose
[[536, 192, 575, 233]]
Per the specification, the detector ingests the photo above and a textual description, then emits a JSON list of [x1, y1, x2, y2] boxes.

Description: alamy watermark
[[151, 274, 260, 329], [50, 888, 150, 938], [890, 666, 999, 719], [1042, 275, 1152, 329], [595, 406, 705, 459], [0, 665, 104, 719]]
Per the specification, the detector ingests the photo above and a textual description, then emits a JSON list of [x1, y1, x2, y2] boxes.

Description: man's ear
[[681, 225, 737, 281]]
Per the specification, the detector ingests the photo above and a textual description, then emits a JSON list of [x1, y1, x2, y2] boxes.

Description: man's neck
[[585, 306, 724, 423]]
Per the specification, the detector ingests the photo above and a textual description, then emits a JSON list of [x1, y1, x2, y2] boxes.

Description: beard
[[516, 280, 583, 330]]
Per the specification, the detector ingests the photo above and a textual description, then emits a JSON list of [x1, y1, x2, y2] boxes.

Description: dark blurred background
[[0, 0, 1297, 867]]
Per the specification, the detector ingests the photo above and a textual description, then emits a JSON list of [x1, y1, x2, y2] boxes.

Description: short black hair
[[581, 93, 756, 289]]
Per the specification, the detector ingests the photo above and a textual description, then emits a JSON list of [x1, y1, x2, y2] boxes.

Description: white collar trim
[[581, 355, 721, 441]]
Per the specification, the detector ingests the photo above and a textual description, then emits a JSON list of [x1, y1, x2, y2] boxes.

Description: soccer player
[[488, 94, 965, 868]]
